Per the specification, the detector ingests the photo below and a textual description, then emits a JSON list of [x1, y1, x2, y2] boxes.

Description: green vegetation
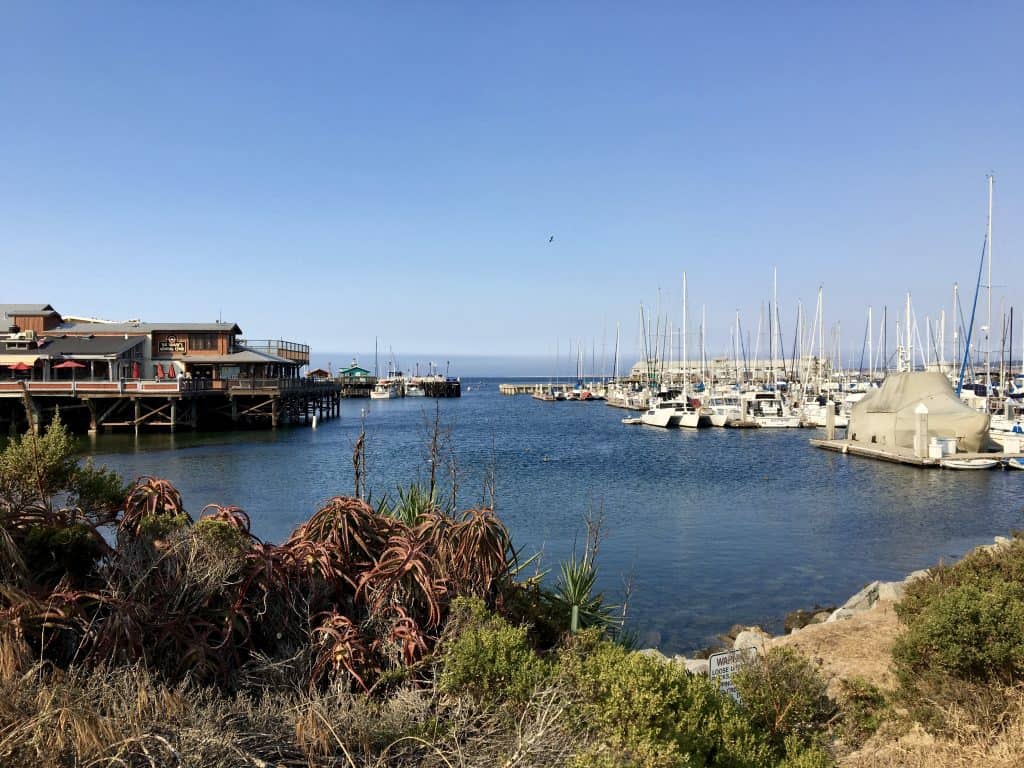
[[0, 419, 851, 766], [893, 534, 1024, 731]]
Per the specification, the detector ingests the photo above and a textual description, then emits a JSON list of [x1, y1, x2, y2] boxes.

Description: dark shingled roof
[[56, 321, 243, 335], [33, 335, 146, 357], [0, 303, 59, 319]]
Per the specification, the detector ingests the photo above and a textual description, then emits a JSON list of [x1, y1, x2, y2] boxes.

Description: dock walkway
[[810, 438, 1024, 467]]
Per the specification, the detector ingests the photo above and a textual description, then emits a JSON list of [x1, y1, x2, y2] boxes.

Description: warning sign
[[708, 647, 758, 702]]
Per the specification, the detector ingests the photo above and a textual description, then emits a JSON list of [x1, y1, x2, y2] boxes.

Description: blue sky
[[2, 3, 1022, 372]]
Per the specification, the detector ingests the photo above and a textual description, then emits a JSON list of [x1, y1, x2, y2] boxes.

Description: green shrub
[[439, 597, 551, 704], [894, 581, 1024, 685], [192, 519, 251, 562], [559, 638, 778, 767], [137, 512, 190, 544], [896, 534, 1024, 624], [835, 677, 888, 747], [20, 522, 104, 586], [893, 536, 1024, 729], [732, 647, 835, 753]]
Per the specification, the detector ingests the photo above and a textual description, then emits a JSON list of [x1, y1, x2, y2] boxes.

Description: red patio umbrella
[[6, 362, 31, 371], [53, 359, 86, 382], [167, 364, 176, 379], [131, 360, 140, 379], [155, 363, 165, 379]]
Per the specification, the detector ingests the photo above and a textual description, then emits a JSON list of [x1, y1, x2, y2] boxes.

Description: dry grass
[[841, 686, 1024, 768], [0, 635, 579, 768]]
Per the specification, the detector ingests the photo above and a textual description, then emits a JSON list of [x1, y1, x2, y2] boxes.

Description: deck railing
[[238, 339, 311, 365], [0, 378, 336, 396]]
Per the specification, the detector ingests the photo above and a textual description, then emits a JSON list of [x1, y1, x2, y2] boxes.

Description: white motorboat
[[405, 382, 426, 397], [621, 416, 642, 425], [801, 397, 849, 428], [1006, 457, 1024, 470], [705, 395, 743, 427], [742, 391, 802, 428]]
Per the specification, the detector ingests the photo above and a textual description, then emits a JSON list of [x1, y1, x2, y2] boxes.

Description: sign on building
[[708, 647, 758, 702], [158, 336, 186, 354]]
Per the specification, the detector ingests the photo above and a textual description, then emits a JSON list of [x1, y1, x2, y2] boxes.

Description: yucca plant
[[553, 548, 618, 634]]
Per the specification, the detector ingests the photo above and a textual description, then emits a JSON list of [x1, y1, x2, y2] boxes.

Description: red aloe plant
[[357, 529, 448, 628], [119, 476, 188, 536], [310, 611, 375, 692]]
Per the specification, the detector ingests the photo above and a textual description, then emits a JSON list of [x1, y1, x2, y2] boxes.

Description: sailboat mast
[[682, 272, 688, 396], [986, 172, 994, 396]]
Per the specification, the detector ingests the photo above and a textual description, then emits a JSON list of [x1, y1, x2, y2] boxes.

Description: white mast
[[986, 172, 994, 396], [867, 306, 873, 380], [682, 272, 688, 396]]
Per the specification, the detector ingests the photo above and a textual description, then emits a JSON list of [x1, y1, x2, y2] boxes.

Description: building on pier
[[0, 304, 338, 434]]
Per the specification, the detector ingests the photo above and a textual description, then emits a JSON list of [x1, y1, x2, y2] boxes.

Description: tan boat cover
[[848, 372, 992, 452]]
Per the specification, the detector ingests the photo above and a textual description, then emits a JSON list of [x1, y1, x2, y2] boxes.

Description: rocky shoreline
[[640, 534, 1016, 677]]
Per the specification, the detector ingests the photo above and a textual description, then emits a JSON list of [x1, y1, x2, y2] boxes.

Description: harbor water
[[85, 378, 1024, 654]]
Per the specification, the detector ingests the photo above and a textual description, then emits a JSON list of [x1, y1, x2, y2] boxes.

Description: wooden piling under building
[[0, 378, 342, 435]]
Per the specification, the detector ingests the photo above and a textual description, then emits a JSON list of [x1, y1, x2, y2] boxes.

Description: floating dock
[[810, 438, 1024, 468], [499, 383, 574, 396]]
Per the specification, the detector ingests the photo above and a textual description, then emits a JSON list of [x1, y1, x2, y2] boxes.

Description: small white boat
[[705, 395, 743, 427], [370, 380, 400, 399], [1006, 457, 1024, 470], [742, 391, 802, 428], [405, 382, 426, 397], [621, 416, 642, 425], [940, 457, 999, 470]]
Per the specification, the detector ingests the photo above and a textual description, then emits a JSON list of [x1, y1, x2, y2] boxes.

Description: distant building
[[339, 362, 372, 378], [0, 304, 310, 383]]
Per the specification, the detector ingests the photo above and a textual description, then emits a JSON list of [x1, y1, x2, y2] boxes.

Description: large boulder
[[733, 627, 771, 652]]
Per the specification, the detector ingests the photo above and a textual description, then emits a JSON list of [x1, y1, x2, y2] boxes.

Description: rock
[[784, 606, 837, 633], [994, 535, 1012, 549], [639, 629, 663, 648], [811, 611, 831, 624], [905, 569, 929, 583], [842, 580, 881, 611], [724, 623, 747, 641], [877, 580, 906, 602], [733, 628, 771, 652], [684, 658, 710, 676], [636, 648, 667, 662], [826, 607, 859, 622]]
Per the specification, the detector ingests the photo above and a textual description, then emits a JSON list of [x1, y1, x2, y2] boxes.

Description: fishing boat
[[940, 457, 1000, 470], [370, 380, 400, 399]]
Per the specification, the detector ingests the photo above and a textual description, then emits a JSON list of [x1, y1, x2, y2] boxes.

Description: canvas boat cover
[[848, 372, 992, 452]]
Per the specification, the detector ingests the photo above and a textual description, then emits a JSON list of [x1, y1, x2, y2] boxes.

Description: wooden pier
[[810, 438, 1024, 468], [0, 378, 341, 435], [499, 383, 573, 396]]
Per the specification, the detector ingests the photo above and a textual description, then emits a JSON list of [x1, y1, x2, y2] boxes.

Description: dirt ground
[[769, 600, 901, 695]]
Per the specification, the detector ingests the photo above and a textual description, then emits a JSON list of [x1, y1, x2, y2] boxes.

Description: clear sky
[[2, 3, 1022, 373]]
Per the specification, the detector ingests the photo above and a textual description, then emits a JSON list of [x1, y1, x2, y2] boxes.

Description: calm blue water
[[83, 379, 1024, 653]]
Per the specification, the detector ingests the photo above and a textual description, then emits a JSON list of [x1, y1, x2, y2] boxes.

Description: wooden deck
[[0, 378, 341, 434], [810, 438, 1024, 467]]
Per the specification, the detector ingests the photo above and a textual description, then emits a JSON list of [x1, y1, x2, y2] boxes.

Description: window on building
[[189, 333, 219, 351]]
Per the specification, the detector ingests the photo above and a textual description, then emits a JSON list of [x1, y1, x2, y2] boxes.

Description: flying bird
[[548, 235, 555, 243]]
